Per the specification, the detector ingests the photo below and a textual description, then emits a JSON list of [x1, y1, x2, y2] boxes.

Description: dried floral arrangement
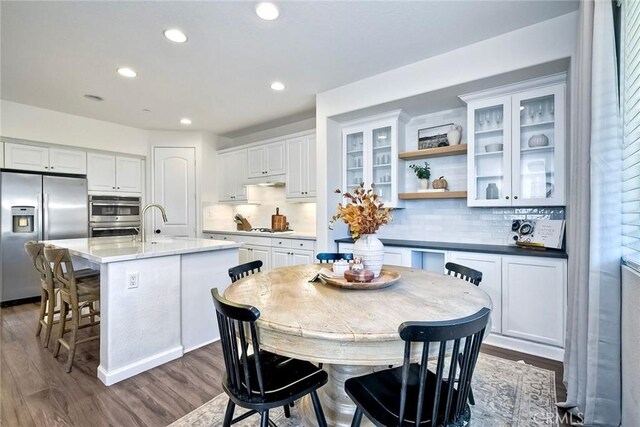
[[332, 182, 393, 239]]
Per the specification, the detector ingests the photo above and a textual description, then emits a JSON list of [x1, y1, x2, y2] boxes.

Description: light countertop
[[203, 229, 316, 240], [44, 236, 241, 264]]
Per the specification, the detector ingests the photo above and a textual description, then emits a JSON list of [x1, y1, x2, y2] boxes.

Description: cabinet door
[[247, 147, 265, 178], [369, 122, 395, 205], [290, 249, 314, 266], [218, 152, 233, 201], [49, 147, 87, 174], [116, 156, 142, 192], [272, 248, 290, 268], [266, 141, 285, 175], [238, 247, 251, 265], [87, 153, 116, 191], [343, 128, 365, 191], [250, 245, 271, 270], [285, 138, 305, 198], [467, 96, 513, 207], [4, 143, 50, 172], [383, 248, 412, 267], [502, 256, 566, 347], [232, 150, 248, 200], [306, 136, 317, 197], [511, 84, 565, 206], [447, 252, 502, 334]]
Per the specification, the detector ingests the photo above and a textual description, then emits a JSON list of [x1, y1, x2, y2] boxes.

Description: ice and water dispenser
[[11, 206, 35, 233]]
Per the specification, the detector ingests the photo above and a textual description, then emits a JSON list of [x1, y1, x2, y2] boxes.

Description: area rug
[[169, 353, 558, 426]]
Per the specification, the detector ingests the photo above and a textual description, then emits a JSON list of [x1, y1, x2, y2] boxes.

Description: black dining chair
[[445, 262, 483, 286], [211, 288, 328, 427], [345, 307, 491, 427], [228, 260, 263, 283], [316, 252, 354, 263]]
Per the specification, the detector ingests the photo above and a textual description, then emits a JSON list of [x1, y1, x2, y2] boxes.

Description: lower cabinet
[[239, 244, 272, 270], [272, 248, 315, 268]]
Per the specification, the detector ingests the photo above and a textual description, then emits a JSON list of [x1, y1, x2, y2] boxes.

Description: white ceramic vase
[[353, 234, 384, 277], [447, 125, 462, 146], [419, 179, 430, 190]]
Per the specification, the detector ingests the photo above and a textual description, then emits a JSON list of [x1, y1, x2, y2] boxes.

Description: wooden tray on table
[[319, 269, 401, 290]]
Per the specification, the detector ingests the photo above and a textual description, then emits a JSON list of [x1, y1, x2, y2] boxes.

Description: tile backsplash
[[375, 200, 565, 246], [203, 186, 316, 234]]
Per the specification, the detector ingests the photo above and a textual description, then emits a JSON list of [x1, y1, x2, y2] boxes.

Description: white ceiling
[[1, 1, 578, 137]]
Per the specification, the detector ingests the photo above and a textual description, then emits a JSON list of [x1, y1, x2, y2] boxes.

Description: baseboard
[[183, 337, 219, 353], [97, 345, 184, 386], [1, 296, 41, 308], [484, 334, 565, 361]]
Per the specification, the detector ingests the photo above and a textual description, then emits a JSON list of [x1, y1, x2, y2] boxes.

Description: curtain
[[559, 1, 623, 426]]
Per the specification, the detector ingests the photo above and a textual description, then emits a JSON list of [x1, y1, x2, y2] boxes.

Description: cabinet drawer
[[288, 239, 315, 251], [271, 238, 292, 249]]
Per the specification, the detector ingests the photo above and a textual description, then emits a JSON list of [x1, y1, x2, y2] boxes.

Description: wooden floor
[[1, 302, 568, 427]]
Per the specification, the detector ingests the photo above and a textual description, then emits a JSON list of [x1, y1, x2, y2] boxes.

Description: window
[[623, 0, 640, 256]]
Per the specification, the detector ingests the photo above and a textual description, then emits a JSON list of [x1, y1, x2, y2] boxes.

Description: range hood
[[245, 174, 286, 187]]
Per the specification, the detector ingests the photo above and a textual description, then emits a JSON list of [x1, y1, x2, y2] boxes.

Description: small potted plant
[[409, 162, 431, 190]]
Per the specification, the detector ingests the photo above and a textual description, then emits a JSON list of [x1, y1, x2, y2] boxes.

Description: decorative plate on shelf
[[319, 269, 401, 290]]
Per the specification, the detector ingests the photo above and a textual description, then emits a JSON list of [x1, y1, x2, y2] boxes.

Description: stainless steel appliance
[[89, 195, 140, 238], [1, 171, 88, 304]]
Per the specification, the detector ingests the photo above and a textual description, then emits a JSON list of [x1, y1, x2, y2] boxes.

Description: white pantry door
[[153, 147, 196, 237]]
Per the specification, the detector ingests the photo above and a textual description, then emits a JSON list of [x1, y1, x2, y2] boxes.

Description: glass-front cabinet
[[463, 75, 566, 207], [342, 111, 406, 208]]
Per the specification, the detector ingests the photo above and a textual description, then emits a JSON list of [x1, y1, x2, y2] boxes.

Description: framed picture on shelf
[[418, 123, 452, 150]]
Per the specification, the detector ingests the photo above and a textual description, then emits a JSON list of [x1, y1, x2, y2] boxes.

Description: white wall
[[315, 11, 579, 250], [0, 100, 148, 156], [225, 117, 315, 148]]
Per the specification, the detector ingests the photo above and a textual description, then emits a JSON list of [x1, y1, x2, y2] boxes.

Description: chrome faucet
[[140, 204, 168, 242]]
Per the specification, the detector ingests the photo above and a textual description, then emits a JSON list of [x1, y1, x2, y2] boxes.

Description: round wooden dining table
[[224, 264, 492, 427]]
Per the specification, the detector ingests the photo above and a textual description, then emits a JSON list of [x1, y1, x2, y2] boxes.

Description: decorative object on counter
[[527, 133, 549, 148], [344, 268, 374, 283], [418, 123, 452, 149], [485, 143, 504, 153], [234, 213, 252, 231], [432, 176, 448, 190], [350, 256, 364, 272], [409, 162, 431, 191], [510, 219, 565, 249], [271, 207, 287, 231], [486, 183, 500, 200], [332, 184, 392, 277], [332, 259, 350, 275], [446, 124, 463, 145]]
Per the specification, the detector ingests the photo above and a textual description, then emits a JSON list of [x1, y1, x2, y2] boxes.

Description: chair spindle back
[[228, 260, 263, 283], [315, 253, 354, 263], [445, 262, 483, 286]]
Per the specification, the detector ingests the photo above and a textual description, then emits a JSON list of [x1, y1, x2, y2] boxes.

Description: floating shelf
[[399, 145, 467, 160], [399, 191, 468, 200]]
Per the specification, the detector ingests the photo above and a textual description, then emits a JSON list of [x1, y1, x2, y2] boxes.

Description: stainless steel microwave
[[89, 195, 140, 223]]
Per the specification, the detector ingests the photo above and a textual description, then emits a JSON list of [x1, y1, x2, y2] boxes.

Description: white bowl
[[485, 143, 503, 153]]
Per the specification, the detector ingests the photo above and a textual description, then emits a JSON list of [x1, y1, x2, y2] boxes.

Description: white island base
[[44, 236, 240, 385]]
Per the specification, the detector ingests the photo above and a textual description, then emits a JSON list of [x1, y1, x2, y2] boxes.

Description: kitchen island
[[44, 236, 240, 385]]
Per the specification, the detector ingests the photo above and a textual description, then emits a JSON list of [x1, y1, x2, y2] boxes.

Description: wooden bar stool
[[44, 246, 100, 372]]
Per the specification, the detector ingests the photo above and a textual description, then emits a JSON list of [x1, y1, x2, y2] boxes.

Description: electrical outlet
[[127, 272, 139, 289]]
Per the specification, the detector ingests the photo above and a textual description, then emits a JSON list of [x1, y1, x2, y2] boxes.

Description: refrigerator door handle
[[36, 192, 43, 241], [42, 193, 49, 240]]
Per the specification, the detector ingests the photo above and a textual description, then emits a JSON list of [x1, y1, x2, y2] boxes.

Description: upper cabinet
[[342, 111, 407, 208], [218, 149, 248, 202], [4, 142, 87, 175], [461, 74, 566, 207], [87, 152, 142, 193], [247, 141, 285, 178], [286, 134, 316, 200]]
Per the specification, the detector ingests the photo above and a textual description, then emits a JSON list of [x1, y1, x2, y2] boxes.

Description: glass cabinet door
[[344, 131, 364, 189], [512, 85, 565, 206], [468, 97, 512, 206], [371, 125, 393, 204]]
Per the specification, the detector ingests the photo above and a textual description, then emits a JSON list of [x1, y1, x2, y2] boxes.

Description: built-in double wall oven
[[89, 195, 141, 238]]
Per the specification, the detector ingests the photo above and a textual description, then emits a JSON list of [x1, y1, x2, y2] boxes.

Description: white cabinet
[[218, 149, 248, 202], [286, 135, 316, 199], [461, 75, 566, 207], [247, 141, 285, 178], [447, 252, 503, 334], [0, 141, 3, 168], [5, 142, 87, 174], [501, 256, 566, 347], [87, 153, 142, 193], [342, 111, 407, 208], [272, 248, 314, 268]]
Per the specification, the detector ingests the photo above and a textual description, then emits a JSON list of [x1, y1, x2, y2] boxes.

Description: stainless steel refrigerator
[[1, 171, 88, 304]]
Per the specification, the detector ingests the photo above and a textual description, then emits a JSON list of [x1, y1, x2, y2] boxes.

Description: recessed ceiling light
[[142, 108, 151, 112], [164, 29, 188, 43], [180, 118, 192, 125], [117, 67, 137, 78], [83, 94, 104, 101], [256, 2, 279, 20], [270, 81, 285, 91]]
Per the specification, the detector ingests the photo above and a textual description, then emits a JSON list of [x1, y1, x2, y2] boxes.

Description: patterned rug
[[169, 353, 558, 427]]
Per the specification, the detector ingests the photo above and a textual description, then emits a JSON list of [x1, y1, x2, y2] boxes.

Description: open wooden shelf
[[399, 144, 467, 160], [399, 191, 468, 200]]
